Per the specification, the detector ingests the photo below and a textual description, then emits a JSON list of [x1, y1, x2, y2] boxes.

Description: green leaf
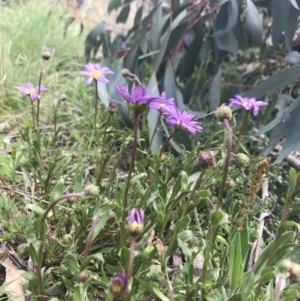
[[150, 2, 163, 50], [228, 294, 242, 301], [251, 232, 294, 276], [153, 284, 169, 301], [97, 82, 110, 107], [243, 65, 300, 99], [116, 5, 130, 24], [259, 266, 275, 283], [91, 214, 110, 241], [147, 72, 163, 154], [50, 178, 64, 202], [119, 247, 130, 267], [279, 221, 299, 233], [240, 217, 250, 263], [107, 0, 122, 13], [214, 0, 238, 37], [261, 103, 300, 162], [178, 237, 191, 262], [241, 272, 254, 301], [284, 51, 300, 65], [34, 218, 46, 239], [229, 232, 243, 293], [244, 0, 263, 44], [134, 5, 143, 25], [208, 69, 222, 111], [287, 168, 298, 197], [84, 22, 106, 62], [26, 204, 45, 216], [211, 211, 225, 227], [63, 17, 75, 37], [272, 0, 289, 47], [256, 94, 300, 136], [284, 3, 299, 51]]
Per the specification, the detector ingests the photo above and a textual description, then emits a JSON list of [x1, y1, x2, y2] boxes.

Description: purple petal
[[86, 76, 94, 86]]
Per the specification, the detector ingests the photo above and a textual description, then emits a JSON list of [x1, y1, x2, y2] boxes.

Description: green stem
[[96, 114, 112, 186], [215, 118, 232, 211], [142, 130, 177, 205], [181, 169, 205, 217], [82, 212, 101, 260], [120, 114, 140, 248], [37, 60, 46, 128], [30, 100, 36, 129], [127, 236, 136, 279], [42, 191, 86, 224], [233, 111, 249, 152], [94, 80, 100, 146]]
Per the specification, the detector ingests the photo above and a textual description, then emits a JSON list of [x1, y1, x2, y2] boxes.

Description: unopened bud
[[121, 69, 131, 77], [84, 185, 99, 196], [60, 94, 67, 101], [62, 234, 72, 243], [108, 102, 118, 114], [226, 178, 236, 188], [147, 265, 165, 282], [127, 208, 144, 236], [42, 47, 52, 60], [215, 105, 232, 121], [198, 152, 215, 169], [77, 270, 91, 283], [235, 153, 250, 167]]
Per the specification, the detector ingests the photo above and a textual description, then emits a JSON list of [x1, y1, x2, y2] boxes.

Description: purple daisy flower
[[116, 83, 155, 105], [164, 106, 203, 135], [15, 82, 47, 101], [148, 92, 176, 113], [229, 95, 268, 116], [80, 63, 114, 86], [109, 272, 128, 297]]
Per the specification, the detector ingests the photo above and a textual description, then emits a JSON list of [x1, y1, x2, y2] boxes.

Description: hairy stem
[[42, 191, 86, 224], [120, 114, 140, 248], [216, 118, 232, 211], [233, 111, 249, 152], [143, 130, 177, 204], [96, 114, 112, 186], [127, 236, 136, 279], [37, 60, 46, 128], [83, 212, 101, 260]]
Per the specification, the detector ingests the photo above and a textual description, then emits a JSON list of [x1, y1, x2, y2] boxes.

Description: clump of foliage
[[1, 1, 300, 301]]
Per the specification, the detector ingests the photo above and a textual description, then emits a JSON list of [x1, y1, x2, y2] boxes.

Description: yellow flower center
[[113, 281, 122, 293], [26, 88, 35, 94], [158, 103, 165, 108], [91, 70, 101, 78]]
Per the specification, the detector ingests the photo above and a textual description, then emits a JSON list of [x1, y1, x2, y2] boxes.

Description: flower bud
[[62, 234, 72, 243], [84, 184, 99, 196], [235, 153, 250, 167], [198, 152, 215, 169], [109, 272, 128, 298], [147, 265, 165, 282], [108, 102, 118, 114], [127, 208, 144, 236], [60, 94, 67, 101], [121, 69, 131, 77], [108, 211, 117, 224], [42, 47, 52, 60], [215, 105, 232, 121], [160, 154, 166, 162], [225, 178, 236, 188], [77, 270, 91, 283]]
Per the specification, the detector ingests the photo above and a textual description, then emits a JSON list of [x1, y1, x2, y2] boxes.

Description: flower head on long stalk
[[163, 106, 202, 134], [230, 95, 268, 116], [15, 82, 47, 101], [80, 63, 114, 85]]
